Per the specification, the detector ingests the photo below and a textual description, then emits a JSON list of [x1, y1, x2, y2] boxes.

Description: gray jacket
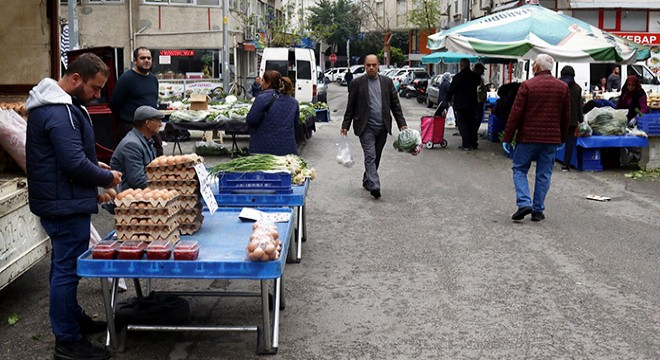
[[110, 128, 156, 191]]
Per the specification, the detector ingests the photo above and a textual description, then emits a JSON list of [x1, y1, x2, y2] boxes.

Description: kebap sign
[[613, 32, 660, 77]]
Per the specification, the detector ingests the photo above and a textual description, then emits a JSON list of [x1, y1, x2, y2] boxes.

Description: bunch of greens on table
[[209, 154, 317, 185]]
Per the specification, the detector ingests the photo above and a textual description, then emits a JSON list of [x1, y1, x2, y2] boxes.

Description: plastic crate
[[577, 148, 602, 171], [315, 109, 330, 122], [637, 113, 660, 136], [216, 171, 292, 194], [487, 114, 504, 142]]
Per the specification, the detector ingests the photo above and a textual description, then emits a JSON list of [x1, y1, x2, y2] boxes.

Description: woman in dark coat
[[433, 72, 452, 117], [616, 75, 649, 121], [246, 70, 299, 155]]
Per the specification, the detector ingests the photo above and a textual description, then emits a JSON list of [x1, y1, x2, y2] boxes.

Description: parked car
[[384, 68, 401, 78], [425, 74, 443, 108], [325, 67, 348, 82], [339, 65, 366, 85]]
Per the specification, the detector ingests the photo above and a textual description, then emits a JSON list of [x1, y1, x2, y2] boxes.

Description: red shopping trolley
[[420, 116, 447, 149]]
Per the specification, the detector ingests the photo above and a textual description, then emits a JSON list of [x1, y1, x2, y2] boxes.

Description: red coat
[[502, 71, 570, 144]]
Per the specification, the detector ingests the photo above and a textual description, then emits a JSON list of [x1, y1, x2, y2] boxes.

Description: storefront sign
[[159, 50, 195, 57], [612, 32, 660, 45]]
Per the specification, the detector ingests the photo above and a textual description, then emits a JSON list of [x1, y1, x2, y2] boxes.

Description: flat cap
[[134, 106, 165, 122]]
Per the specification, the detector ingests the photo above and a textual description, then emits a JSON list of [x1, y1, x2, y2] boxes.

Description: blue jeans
[[511, 143, 557, 212], [41, 213, 91, 342]]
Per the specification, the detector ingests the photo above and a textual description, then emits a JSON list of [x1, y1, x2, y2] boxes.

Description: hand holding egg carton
[[246, 220, 282, 261]]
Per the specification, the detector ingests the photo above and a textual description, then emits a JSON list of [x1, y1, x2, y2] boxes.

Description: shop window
[[620, 10, 647, 32], [602, 9, 616, 30], [197, 0, 220, 5], [572, 9, 598, 27]]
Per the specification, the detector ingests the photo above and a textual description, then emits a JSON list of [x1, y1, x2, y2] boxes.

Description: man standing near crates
[[502, 54, 569, 222], [342, 54, 407, 199]]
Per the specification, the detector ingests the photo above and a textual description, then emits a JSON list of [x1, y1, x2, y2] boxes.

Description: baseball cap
[[134, 106, 165, 122]]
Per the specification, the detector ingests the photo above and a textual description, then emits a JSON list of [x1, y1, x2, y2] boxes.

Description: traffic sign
[[329, 53, 337, 62]]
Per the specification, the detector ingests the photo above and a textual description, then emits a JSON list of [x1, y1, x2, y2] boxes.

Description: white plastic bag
[[336, 136, 354, 168], [445, 106, 456, 127], [0, 109, 27, 172]]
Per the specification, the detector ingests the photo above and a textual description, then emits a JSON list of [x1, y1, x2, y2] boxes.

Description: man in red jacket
[[502, 54, 569, 222]]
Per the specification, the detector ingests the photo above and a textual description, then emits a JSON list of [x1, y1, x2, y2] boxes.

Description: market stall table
[[212, 179, 309, 263], [77, 207, 294, 355], [556, 135, 649, 171]]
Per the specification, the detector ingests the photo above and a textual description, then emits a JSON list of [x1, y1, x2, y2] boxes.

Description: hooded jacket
[[26, 78, 114, 218]]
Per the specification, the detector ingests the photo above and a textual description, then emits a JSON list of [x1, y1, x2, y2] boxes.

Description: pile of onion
[[246, 220, 282, 261]]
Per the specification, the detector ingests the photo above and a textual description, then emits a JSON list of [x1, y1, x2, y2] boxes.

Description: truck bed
[[0, 175, 51, 291]]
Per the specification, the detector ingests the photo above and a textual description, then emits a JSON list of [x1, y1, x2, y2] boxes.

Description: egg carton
[[115, 228, 180, 243], [147, 179, 200, 195], [180, 194, 203, 209], [179, 209, 203, 224], [115, 212, 179, 226], [146, 167, 198, 181], [114, 206, 180, 217], [179, 216, 204, 235], [146, 154, 203, 171], [114, 194, 180, 209], [116, 222, 179, 233]]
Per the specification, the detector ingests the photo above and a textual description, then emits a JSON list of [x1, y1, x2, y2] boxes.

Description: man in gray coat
[[110, 106, 163, 191], [342, 54, 408, 199]]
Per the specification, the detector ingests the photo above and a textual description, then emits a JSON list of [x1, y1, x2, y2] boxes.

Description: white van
[[259, 47, 318, 103]]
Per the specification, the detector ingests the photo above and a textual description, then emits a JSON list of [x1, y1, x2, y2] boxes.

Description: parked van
[[259, 47, 318, 103]]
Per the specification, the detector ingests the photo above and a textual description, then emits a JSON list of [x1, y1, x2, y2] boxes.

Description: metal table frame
[[78, 208, 294, 355]]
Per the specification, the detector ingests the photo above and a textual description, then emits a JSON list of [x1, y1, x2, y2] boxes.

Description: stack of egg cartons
[[146, 154, 205, 235], [113, 188, 181, 243]]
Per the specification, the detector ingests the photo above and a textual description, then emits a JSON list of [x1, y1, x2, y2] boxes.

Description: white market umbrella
[[427, 4, 648, 64]]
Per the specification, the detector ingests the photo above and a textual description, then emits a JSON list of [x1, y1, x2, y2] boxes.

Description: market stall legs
[[99, 277, 284, 355]]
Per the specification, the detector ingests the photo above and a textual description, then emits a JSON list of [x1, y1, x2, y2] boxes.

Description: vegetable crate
[[315, 109, 330, 122], [637, 113, 660, 136], [487, 114, 504, 142], [216, 171, 293, 194], [577, 147, 603, 172]]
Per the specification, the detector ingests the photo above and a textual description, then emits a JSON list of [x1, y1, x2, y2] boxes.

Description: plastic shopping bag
[[336, 136, 355, 168], [445, 106, 456, 127], [0, 109, 27, 172]]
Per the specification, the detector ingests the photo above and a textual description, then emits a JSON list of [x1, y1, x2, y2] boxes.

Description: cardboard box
[[189, 94, 208, 110]]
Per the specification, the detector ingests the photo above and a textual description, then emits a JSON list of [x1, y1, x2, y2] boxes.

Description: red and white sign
[[612, 32, 660, 45], [329, 53, 337, 62]]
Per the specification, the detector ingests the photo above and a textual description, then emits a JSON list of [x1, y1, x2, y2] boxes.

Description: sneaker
[[561, 165, 570, 172], [54, 338, 110, 360], [370, 189, 381, 199], [79, 313, 107, 335], [531, 212, 545, 222], [511, 206, 533, 221]]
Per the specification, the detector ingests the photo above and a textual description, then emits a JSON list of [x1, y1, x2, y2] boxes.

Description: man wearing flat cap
[[110, 105, 164, 191]]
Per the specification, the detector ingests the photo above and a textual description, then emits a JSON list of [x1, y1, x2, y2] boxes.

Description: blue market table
[[78, 207, 294, 355], [556, 135, 648, 171], [212, 179, 310, 263]]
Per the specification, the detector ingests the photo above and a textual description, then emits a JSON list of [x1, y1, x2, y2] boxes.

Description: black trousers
[[454, 107, 477, 149]]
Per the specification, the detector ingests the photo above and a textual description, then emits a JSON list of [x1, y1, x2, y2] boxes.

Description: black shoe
[[54, 338, 110, 360], [79, 313, 107, 335], [458, 146, 472, 151], [370, 189, 381, 199], [531, 212, 545, 222], [561, 164, 570, 172], [511, 206, 533, 221]]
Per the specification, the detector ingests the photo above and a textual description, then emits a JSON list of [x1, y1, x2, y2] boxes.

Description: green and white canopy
[[427, 4, 649, 64]]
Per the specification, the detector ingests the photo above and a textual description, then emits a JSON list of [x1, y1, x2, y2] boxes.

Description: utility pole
[[67, 0, 79, 50], [346, 39, 350, 67], [223, 0, 230, 90]]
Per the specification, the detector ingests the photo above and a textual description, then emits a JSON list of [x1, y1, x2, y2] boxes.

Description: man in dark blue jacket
[[26, 53, 122, 360]]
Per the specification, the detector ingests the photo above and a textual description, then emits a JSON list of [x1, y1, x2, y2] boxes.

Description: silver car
[[425, 74, 443, 108]]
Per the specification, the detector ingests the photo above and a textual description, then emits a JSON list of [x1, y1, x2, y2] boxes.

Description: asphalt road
[[2, 82, 660, 360]]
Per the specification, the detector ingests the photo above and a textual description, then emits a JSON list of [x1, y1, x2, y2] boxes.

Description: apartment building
[[60, 0, 283, 82]]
